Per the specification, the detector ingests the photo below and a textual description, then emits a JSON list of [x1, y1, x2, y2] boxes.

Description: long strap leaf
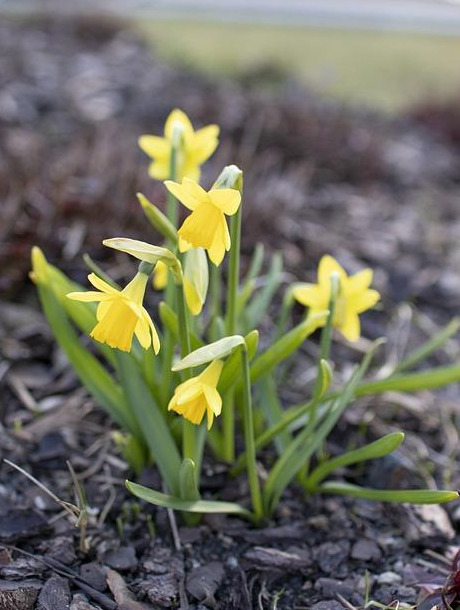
[[318, 482, 458, 504], [126, 480, 252, 517], [263, 342, 379, 514], [305, 432, 405, 491], [36, 282, 138, 437], [114, 352, 181, 495]]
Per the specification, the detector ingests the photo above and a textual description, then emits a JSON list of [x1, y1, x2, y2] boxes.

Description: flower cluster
[[31, 107, 458, 521]]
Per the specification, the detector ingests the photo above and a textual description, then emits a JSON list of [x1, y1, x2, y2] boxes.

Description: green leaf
[[159, 302, 203, 351], [318, 482, 459, 504], [179, 459, 201, 501], [243, 243, 264, 286], [356, 362, 460, 396], [36, 281, 139, 437], [172, 335, 245, 371], [236, 279, 256, 318], [82, 254, 120, 290], [137, 193, 178, 244], [219, 330, 259, 394], [250, 312, 328, 383], [245, 251, 283, 330], [258, 376, 292, 455], [263, 340, 381, 514], [126, 480, 252, 516], [114, 352, 181, 496], [306, 432, 405, 491], [394, 317, 460, 373]]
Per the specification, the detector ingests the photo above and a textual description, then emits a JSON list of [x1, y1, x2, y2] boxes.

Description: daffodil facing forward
[[164, 178, 241, 265], [294, 255, 380, 342], [67, 272, 160, 353], [138, 109, 219, 182], [168, 360, 224, 429]]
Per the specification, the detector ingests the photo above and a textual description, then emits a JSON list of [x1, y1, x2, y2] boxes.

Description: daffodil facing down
[[168, 360, 224, 429], [293, 255, 380, 342], [67, 272, 160, 353], [138, 109, 219, 182], [164, 178, 241, 266]]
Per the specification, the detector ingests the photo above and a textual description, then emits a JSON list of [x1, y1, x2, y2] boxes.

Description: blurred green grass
[[137, 19, 460, 113]]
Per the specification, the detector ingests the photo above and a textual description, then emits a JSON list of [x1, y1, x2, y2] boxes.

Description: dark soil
[[2, 15, 460, 610]]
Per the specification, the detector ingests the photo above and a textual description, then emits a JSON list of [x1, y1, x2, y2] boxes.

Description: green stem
[[226, 205, 242, 335], [241, 346, 263, 521], [166, 140, 179, 238], [221, 391, 235, 463], [176, 283, 196, 462], [301, 275, 339, 481], [223, 206, 242, 462], [161, 144, 179, 404], [209, 263, 222, 342]]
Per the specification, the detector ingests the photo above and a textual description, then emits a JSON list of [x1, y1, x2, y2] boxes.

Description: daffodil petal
[[178, 162, 201, 183], [203, 385, 222, 416], [318, 255, 347, 287], [206, 406, 214, 430], [164, 108, 194, 139], [183, 178, 209, 202], [184, 278, 203, 316], [164, 180, 201, 211], [134, 316, 151, 349], [293, 284, 328, 309], [138, 135, 170, 160], [153, 261, 168, 290], [209, 188, 241, 215], [87, 273, 119, 294], [208, 233, 226, 266], [352, 289, 380, 314], [200, 360, 224, 387], [148, 160, 170, 181], [339, 312, 361, 342], [345, 269, 373, 295], [66, 291, 111, 302], [189, 125, 219, 163]]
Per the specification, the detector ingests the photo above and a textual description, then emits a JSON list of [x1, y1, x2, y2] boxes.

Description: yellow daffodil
[[67, 272, 160, 353], [293, 255, 380, 342], [153, 260, 168, 290], [138, 109, 219, 182], [168, 360, 223, 429], [164, 178, 241, 266]]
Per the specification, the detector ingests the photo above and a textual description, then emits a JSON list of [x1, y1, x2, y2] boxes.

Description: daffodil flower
[[138, 109, 219, 182], [293, 255, 380, 342], [67, 272, 160, 353], [164, 178, 241, 266], [168, 360, 223, 429]]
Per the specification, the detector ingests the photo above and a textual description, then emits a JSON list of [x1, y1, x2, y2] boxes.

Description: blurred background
[[1, 0, 460, 331]]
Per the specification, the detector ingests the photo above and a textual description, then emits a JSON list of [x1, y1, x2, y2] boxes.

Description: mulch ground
[[2, 14, 460, 609]]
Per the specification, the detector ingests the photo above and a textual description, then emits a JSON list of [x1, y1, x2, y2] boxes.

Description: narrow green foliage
[[32, 109, 459, 524], [305, 432, 405, 491], [126, 480, 252, 516], [318, 482, 459, 504]]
